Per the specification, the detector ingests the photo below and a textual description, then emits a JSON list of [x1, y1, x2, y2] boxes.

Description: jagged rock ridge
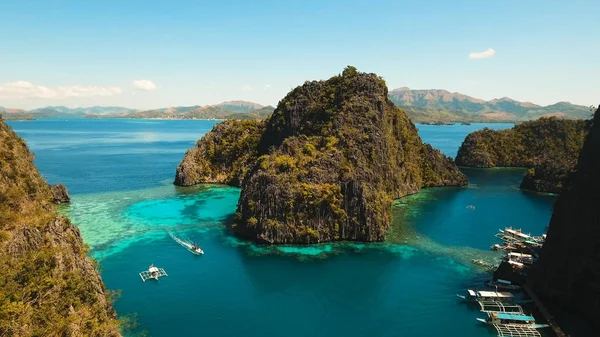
[[176, 67, 467, 244]]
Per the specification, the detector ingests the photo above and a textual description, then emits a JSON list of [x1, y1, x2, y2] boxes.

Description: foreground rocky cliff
[[176, 67, 467, 244], [455, 118, 589, 193], [0, 117, 120, 336], [530, 107, 600, 325]]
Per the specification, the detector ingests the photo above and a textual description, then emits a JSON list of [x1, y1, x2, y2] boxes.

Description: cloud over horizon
[[133, 80, 157, 91], [468, 48, 496, 60], [0, 81, 122, 99], [241, 85, 253, 92]]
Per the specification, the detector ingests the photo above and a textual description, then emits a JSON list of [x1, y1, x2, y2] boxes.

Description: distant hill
[[389, 87, 592, 122], [216, 100, 264, 112], [0, 107, 34, 120], [27, 106, 137, 118], [88, 101, 274, 120]]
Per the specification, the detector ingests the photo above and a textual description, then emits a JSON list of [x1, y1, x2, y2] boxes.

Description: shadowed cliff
[[0, 117, 120, 336], [530, 106, 600, 326], [176, 67, 467, 244]]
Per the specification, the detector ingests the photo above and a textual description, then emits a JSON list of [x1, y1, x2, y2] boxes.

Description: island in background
[[1, 88, 593, 123], [455, 117, 590, 193]]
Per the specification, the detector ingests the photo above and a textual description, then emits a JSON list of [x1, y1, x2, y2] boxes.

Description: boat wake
[[168, 231, 204, 255]]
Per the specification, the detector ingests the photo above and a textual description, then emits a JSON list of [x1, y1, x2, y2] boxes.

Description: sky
[[0, 0, 598, 110]]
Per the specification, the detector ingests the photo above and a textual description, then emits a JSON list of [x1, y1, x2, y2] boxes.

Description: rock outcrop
[[529, 107, 600, 326], [0, 117, 120, 336], [50, 183, 71, 203], [174, 120, 265, 187], [176, 67, 467, 244], [455, 117, 589, 193]]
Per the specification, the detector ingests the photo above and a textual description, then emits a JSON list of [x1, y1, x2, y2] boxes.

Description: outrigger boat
[[169, 231, 204, 255], [457, 289, 515, 303], [484, 279, 522, 292], [139, 264, 168, 282], [506, 252, 534, 265], [477, 312, 550, 329], [478, 301, 524, 314]]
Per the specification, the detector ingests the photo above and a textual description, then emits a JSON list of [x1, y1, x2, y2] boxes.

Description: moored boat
[[484, 279, 522, 291], [457, 289, 514, 302], [476, 312, 550, 329]]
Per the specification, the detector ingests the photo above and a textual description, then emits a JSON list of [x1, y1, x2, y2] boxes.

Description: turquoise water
[[7, 120, 555, 337]]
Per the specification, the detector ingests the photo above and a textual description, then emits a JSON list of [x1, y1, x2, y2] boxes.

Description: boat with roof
[[477, 312, 550, 329], [484, 279, 522, 291], [457, 289, 515, 302], [139, 264, 168, 282]]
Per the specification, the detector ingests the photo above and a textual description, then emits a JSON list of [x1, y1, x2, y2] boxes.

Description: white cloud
[[133, 79, 157, 91], [241, 85, 253, 92], [0, 81, 122, 99], [468, 48, 496, 60], [264, 84, 271, 90]]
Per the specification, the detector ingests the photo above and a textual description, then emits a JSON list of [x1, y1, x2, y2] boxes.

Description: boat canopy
[[468, 289, 477, 296], [496, 313, 535, 321], [508, 260, 524, 267], [509, 252, 532, 258], [478, 290, 514, 298]]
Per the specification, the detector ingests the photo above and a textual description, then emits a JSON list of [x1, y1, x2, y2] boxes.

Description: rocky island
[[530, 106, 600, 327], [176, 67, 467, 244], [0, 117, 120, 336], [455, 117, 589, 193]]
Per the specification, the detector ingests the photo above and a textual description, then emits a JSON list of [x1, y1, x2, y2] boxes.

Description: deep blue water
[[7, 119, 556, 337]]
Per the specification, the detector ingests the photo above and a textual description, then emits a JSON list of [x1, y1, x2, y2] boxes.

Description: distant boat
[[169, 231, 204, 255], [466, 204, 476, 210]]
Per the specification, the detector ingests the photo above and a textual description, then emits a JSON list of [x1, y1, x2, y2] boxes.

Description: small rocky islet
[[176, 67, 467, 244], [455, 117, 590, 193]]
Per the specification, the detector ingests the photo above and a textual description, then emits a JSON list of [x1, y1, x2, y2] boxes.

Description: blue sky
[[0, 0, 598, 110]]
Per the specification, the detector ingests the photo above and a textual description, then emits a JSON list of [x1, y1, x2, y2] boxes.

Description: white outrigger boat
[[139, 264, 168, 282], [169, 231, 204, 255], [477, 312, 550, 329], [457, 289, 515, 303]]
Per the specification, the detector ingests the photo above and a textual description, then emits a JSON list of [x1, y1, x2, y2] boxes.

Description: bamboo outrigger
[[139, 264, 168, 282]]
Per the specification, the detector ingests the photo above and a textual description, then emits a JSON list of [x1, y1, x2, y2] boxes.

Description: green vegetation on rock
[[176, 67, 467, 244], [530, 106, 600, 326], [0, 116, 121, 336], [175, 120, 265, 186], [455, 117, 589, 193]]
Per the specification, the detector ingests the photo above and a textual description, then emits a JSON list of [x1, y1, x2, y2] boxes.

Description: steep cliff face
[[530, 107, 600, 325], [0, 117, 120, 336], [174, 120, 265, 187], [455, 118, 588, 193], [177, 67, 467, 244]]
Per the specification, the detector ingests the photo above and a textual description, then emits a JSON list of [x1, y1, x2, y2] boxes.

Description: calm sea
[[7, 119, 555, 337]]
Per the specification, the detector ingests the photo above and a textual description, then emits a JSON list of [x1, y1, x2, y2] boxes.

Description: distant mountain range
[[389, 87, 593, 122], [1, 91, 593, 122]]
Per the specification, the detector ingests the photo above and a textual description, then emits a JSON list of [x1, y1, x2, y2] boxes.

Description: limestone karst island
[[1, 1, 598, 337]]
